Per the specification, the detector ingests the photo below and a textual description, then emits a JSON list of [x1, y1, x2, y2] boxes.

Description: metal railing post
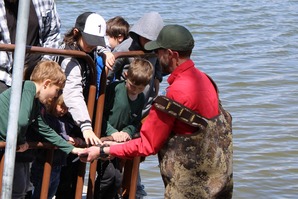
[[1, 1, 30, 198], [40, 149, 54, 198]]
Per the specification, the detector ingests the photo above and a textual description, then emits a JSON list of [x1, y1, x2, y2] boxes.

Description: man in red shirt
[[79, 25, 233, 199]]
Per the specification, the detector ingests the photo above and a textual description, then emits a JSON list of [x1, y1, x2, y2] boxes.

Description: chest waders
[[153, 77, 233, 199]]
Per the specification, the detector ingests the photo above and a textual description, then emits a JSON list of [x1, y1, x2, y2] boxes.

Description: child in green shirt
[[0, 60, 83, 198], [95, 58, 153, 199]]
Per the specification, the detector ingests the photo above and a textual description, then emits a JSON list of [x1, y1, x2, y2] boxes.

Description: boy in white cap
[[54, 12, 105, 199]]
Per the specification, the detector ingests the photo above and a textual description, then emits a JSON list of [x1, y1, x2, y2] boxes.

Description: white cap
[[75, 12, 106, 46]]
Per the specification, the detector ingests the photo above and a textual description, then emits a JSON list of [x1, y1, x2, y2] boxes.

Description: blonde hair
[[126, 58, 153, 86], [45, 94, 66, 116], [30, 60, 66, 89]]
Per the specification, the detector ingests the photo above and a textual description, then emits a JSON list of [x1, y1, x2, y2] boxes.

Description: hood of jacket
[[129, 11, 164, 42]]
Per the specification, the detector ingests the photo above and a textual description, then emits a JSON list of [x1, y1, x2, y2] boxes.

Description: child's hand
[[71, 147, 84, 155], [111, 131, 131, 142], [82, 129, 102, 146], [104, 52, 115, 70], [17, 142, 29, 152], [74, 137, 86, 147], [69, 136, 85, 147]]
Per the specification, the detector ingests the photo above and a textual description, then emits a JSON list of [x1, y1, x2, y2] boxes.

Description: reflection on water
[[56, 1, 298, 198]]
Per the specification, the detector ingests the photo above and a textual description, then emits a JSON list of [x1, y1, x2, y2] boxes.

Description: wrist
[[80, 122, 92, 132], [99, 145, 108, 158]]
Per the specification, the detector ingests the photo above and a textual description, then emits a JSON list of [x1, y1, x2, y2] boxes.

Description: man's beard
[[159, 58, 171, 75]]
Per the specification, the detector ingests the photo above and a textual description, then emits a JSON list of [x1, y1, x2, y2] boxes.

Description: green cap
[[144, 25, 194, 51]]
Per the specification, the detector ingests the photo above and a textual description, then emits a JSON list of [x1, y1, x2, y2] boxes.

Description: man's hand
[[78, 146, 100, 162], [78, 145, 112, 162]]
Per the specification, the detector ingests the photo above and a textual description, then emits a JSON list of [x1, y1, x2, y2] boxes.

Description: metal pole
[[1, 1, 30, 198]]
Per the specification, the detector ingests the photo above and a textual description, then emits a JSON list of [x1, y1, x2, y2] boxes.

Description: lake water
[[56, 0, 298, 198]]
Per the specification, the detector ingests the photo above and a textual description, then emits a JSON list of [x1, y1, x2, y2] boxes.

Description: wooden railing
[[0, 44, 153, 199]]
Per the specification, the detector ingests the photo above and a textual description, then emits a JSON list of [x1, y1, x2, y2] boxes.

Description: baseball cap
[[144, 25, 194, 51], [75, 12, 106, 47]]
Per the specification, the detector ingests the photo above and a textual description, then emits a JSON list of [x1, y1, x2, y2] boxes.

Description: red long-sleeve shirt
[[110, 60, 218, 158]]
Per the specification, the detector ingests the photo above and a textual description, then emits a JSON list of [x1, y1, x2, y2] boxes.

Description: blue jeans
[[30, 161, 62, 199], [12, 162, 32, 199]]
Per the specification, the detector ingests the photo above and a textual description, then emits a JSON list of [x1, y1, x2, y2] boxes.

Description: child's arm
[[35, 113, 75, 154], [107, 57, 128, 82], [103, 52, 115, 70], [96, 47, 115, 71], [61, 58, 101, 146]]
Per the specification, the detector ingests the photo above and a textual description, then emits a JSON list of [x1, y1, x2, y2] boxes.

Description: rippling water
[[56, 1, 298, 198]]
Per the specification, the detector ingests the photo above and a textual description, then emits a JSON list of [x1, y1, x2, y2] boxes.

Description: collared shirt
[[0, 0, 61, 86], [110, 59, 219, 158]]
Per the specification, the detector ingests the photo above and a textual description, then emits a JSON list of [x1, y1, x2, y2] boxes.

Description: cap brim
[[144, 41, 161, 51], [82, 32, 106, 47]]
